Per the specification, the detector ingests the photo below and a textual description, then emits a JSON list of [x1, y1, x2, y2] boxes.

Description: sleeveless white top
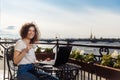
[[14, 40, 37, 65]]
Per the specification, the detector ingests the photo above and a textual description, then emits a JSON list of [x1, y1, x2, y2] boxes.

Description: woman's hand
[[25, 44, 33, 52], [14, 44, 33, 65], [45, 58, 51, 61]]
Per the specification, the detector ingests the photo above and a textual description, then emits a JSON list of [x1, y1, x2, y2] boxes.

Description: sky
[[0, 0, 120, 39]]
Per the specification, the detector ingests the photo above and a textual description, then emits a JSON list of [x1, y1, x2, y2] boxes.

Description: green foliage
[[101, 54, 114, 67], [113, 63, 120, 68], [100, 54, 120, 69], [44, 48, 53, 53], [35, 47, 53, 53], [83, 53, 95, 63], [70, 50, 76, 58], [117, 55, 120, 61], [35, 47, 41, 53], [70, 50, 84, 60], [113, 55, 120, 68], [70, 49, 95, 63], [75, 54, 84, 60], [70, 49, 120, 69]]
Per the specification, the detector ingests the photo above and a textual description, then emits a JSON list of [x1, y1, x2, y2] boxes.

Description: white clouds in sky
[[1, 0, 120, 38]]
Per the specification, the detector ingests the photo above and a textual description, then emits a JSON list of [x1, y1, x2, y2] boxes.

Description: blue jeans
[[17, 64, 59, 80]]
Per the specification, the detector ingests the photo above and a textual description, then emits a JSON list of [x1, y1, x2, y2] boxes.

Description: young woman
[[14, 22, 59, 80]]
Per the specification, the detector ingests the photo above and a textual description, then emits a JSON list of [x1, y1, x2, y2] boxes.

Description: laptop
[[53, 46, 72, 67], [39, 46, 72, 67]]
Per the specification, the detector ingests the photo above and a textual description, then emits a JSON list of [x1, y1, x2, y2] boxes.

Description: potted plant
[[70, 48, 95, 63], [101, 50, 120, 69], [70, 49, 84, 61], [44, 48, 53, 53], [69, 49, 120, 79], [35, 47, 55, 61], [69, 49, 96, 73]]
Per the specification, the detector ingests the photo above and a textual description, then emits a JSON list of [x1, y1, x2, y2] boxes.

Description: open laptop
[[39, 46, 72, 67]]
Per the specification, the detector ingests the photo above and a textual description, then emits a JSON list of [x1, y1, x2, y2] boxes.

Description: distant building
[[90, 32, 93, 40], [93, 36, 96, 39]]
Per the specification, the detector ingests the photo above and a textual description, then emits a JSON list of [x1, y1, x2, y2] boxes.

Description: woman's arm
[[14, 44, 32, 65]]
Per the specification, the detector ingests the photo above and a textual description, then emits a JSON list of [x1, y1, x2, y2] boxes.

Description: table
[[34, 63, 80, 80]]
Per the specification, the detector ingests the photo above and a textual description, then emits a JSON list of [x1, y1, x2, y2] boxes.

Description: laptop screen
[[54, 46, 72, 67]]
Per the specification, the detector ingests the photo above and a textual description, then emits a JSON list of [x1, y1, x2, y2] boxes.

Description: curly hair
[[20, 22, 40, 43]]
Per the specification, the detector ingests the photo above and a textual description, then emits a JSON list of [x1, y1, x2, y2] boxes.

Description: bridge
[[40, 38, 120, 43], [0, 38, 120, 43]]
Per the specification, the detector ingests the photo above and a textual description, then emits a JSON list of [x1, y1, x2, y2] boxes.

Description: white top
[[14, 40, 37, 65]]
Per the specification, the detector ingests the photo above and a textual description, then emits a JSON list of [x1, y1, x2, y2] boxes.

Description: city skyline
[[0, 0, 120, 39]]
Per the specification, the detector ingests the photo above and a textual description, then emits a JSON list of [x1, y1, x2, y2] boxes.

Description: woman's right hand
[[14, 44, 33, 65], [24, 44, 33, 53]]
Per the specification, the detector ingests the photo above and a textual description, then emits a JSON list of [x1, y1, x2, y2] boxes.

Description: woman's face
[[26, 26, 35, 39]]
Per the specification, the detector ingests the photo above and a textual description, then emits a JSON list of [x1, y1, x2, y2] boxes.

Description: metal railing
[[0, 39, 120, 80]]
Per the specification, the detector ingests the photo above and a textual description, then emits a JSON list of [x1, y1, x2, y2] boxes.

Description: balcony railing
[[0, 39, 120, 80]]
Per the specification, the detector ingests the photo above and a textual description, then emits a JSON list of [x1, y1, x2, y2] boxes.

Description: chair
[[6, 46, 18, 80], [6, 46, 48, 80]]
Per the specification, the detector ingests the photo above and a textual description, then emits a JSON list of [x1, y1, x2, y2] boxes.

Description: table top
[[34, 63, 81, 72], [34, 63, 81, 80]]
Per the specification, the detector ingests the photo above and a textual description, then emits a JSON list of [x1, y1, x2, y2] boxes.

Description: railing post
[[67, 40, 70, 46], [56, 37, 59, 54]]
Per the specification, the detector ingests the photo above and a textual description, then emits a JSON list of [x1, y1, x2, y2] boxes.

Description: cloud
[[6, 26, 16, 30], [1, 0, 120, 38], [0, 31, 19, 39]]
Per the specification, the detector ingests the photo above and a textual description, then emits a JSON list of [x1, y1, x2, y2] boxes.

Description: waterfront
[[39, 40, 120, 55], [0, 40, 120, 80]]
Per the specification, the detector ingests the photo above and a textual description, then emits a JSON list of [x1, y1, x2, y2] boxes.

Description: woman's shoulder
[[14, 39, 26, 51], [16, 39, 24, 45]]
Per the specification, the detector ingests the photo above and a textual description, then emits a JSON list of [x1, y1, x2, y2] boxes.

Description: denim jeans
[[17, 64, 59, 80]]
